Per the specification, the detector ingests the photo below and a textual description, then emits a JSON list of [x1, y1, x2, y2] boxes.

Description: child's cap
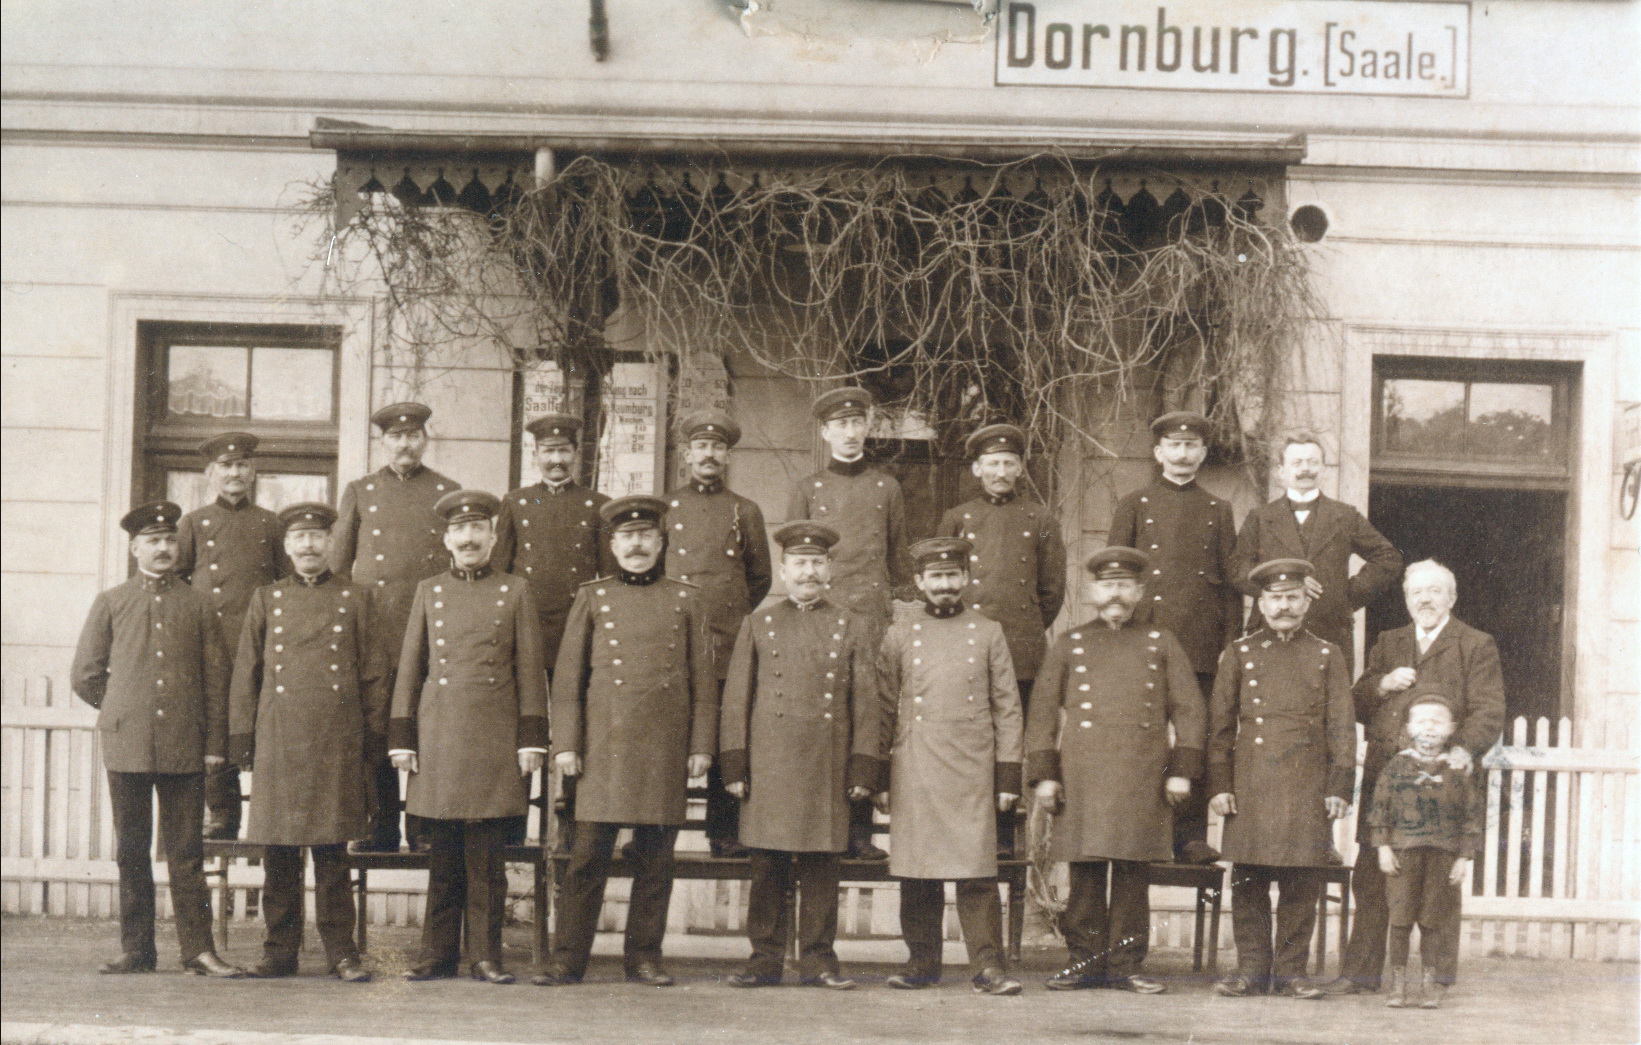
[[1405, 691, 1458, 720]]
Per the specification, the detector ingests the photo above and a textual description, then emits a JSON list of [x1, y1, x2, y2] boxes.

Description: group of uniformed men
[[72, 384, 1503, 1002]]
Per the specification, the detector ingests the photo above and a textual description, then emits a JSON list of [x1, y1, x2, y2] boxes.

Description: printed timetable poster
[[996, 0, 1470, 98]]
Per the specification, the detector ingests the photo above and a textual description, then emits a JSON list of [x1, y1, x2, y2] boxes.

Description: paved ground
[[3, 916, 1636, 1045]]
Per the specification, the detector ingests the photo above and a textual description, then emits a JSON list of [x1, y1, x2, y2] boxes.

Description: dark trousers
[[745, 849, 842, 980], [996, 680, 1033, 856], [1340, 839, 1390, 988], [203, 764, 241, 835], [1384, 847, 1462, 984], [1229, 864, 1321, 986], [367, 757, 403, 849], [899, 878, 1004, 979], [1167, 672, 1216, 860], [552, 822, 679, 975], [262, 844, 357, 967], [420, 818, 508, 966], [703, 680, 738, 847], [106, 771, 214, 962], [1062, 860, 1151, 978]]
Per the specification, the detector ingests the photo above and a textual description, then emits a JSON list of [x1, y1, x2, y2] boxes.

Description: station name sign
[[996, 0, 1470, 97]]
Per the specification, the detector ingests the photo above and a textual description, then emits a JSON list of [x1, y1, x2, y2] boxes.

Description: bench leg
[[1313, 886, 1329, 977], [1006, 876, 1023, 963], [1192, 887, 1206, 973], [211, 852, 230, 954], [1206, 884, 1222, 976], [533, 859, 548, 968], [353, 867, 368, 955]]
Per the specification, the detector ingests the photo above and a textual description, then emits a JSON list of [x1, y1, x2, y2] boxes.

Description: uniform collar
[[136, 570, 175, 592], [386, 463, 425, 481], [984, 489, 1017, 506], [618, 560, 665, 586], [450, 563, 493, 582], [214, 494, 251, 511], [689, 477, 724, 495], [540, 477, 576, 493], [788, 595, 826, 611], [826, 456, 868, 478], [294, 569, 332, 588], [1160, 474, 1198, 491], [922, 600, 965, 619]]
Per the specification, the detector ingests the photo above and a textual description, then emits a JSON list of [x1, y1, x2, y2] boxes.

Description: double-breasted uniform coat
[[938, 492, 1065, 682], [1231, 494, 1402, 661], [880, 607, 1023, 880], [718, 598, 884, 852], [228, 571, 386, 844], [786, 459, 910, 632], [664, 478, 773, 679], [177, 496, 286, 647], [493, 480, 612, 666], [1026, 621, 1206, 863]]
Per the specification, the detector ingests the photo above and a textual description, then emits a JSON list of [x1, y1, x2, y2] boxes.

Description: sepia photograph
[[1, 1, 1637, 1042]]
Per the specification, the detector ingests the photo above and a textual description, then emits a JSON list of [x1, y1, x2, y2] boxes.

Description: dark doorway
[[1367, 484, 1566, 722]]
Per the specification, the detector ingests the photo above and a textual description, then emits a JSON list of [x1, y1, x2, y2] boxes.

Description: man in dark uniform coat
[[390, 490, 548, 984], [1231, 433, 1402, 664], [331, 401, 460, 851], [230, 502, 383, 981], [1027, 547, 1205, 995], [719, 521, 881, 989], [786, 385, 908, 858], [1324, 558, 1504, 995], [176, 431, 285, 839], [1108, 411, 1239, 864], [70, 502, 243, 977], [940, 422, 1065, 856], [666, 409, 772, 858], [1208, 559, 1356, 1000], [495, 413, 613, 848], [538, 495, 717, 987]]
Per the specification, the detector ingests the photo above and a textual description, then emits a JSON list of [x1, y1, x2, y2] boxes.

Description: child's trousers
[[1385, 846, 1463, 985]]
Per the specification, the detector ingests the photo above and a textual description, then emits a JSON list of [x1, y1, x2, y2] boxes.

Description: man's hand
[[1325, 796, 1350, 819], [1034, 780, 1063, 815], [391, 751, 418, 774], [687, 754, 712, 779], [1378, 845, 1400, 876], [1164, 776, 1191, 806], [1209, 792, 1237, 817], [727, 782, 748, 800], [204, 755, 225, 767], [1303, 576, 1325, 600], [1448, 856, 1472, 885], [871, 791, 890, 814], [998, 792, 1019, 813], [847, 785, 871, 801], [554, 752, 581, 777], [1380, 667, 1418, 693], [1445, 746, 1474, 773], [518, 750, 544, 776]]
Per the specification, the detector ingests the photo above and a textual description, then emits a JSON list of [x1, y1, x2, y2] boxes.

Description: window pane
[[255, 472, 330, 511], [1468, 382, 1553, 459], [251, 347, 334, 421], [1381, 378, 1465, 455], [166, 470, 210, 513], [167, 346, 248, 418]]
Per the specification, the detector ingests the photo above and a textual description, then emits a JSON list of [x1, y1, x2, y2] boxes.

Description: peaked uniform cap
[[434, 489, 502, 524], [773, 520, 840, 554], [371, 401, 432, 434], [1249, 557, 1316, 592], [964, 423, 1027, 459], [599, 494, 668, 530], [198, 431, 259, 462], [1084, 545, 1151, 579], [1150, 410, 1211, 441], [811, 386, 875, 421], [911, 536, 973, 571], [677, 409, 741, 447], [121, 501, 182, 536], [278, 501, 338, 532], [525, 413, 583, 444]]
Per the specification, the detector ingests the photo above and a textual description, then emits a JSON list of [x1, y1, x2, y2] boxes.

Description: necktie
[[1418, 631, 1432, 655]]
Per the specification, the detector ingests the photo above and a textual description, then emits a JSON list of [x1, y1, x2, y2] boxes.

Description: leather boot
[[1420, 970, 1445, 1009], [1383, 966, 1409, 1008]]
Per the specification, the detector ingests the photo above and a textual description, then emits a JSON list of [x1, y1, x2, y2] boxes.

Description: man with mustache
[[879, 537, 1024, 996], [1027, 546, 1205, 994], [495, 413, 612, 849], [1231, 433, 1402, 664], [1107, 411, 1239, 864], [786, 385, 910, 859], [719, 521, 882, 990], [175, 432, 286, 840], [332, 402, 460, 852], [390, 490, 547, 985], [539, 495, 716, 988], [229, 502, 383, 982], [665, 410, 772, 858], [1323, 559, 1503, 996], [1208, 559, 1356, 1000], [939, 423, 1065, 857], [71, 501, 244, 977]]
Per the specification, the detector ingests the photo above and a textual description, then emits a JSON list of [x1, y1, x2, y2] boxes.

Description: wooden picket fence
[[4, 673, 1637, 960]]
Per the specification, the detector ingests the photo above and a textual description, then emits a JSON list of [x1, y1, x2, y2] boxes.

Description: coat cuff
[[229, 734, 254, 768], [1368, 828, 1390, 848], [1167, 746, 1205, 781], [719, 749, 749, 787], [1327, 767, 1356, 802], [1206, 761, 1234, 799], [387, 717, 417, 753], [516, 715, 547, 751], [995, 761, 1023, 796], [1025, 750, 1061, 787], [847, 754, 884, 794]]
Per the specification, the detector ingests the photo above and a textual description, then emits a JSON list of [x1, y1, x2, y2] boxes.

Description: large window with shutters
[[133, 321, 341, 512]]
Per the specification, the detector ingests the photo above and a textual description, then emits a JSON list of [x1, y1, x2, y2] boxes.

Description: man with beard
[[1231, 433, 1401, 664], [1323, 559, 1503, 996], [665, 410, 772, 858], [71, 501, 243, 977], [939, 423, 1065, 857], [879, 537, 1024, 996], [332, 402, 460, 852], [230, 502, 382, 982], [1208, 559, 1355, 1000], [719, 521, 881, 990], [1107, 411, 1239, 864], [786, 386, 909, 858], [176, 432, 286, 839], [391, 490, 547, 985], [1027, 546, 1205, 994], [538, 495, 716, 988]]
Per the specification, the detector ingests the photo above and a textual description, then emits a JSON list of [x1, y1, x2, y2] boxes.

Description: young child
[[1365, 693, 1484, 1009]]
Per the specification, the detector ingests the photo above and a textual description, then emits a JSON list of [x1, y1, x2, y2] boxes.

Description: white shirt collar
[[1162, 474, 1195, 487], [1416, 616, 1451, 645], [1286, 488, 1321, 504], [138, 568, 167, 580], [831, 452, 864, 464]]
